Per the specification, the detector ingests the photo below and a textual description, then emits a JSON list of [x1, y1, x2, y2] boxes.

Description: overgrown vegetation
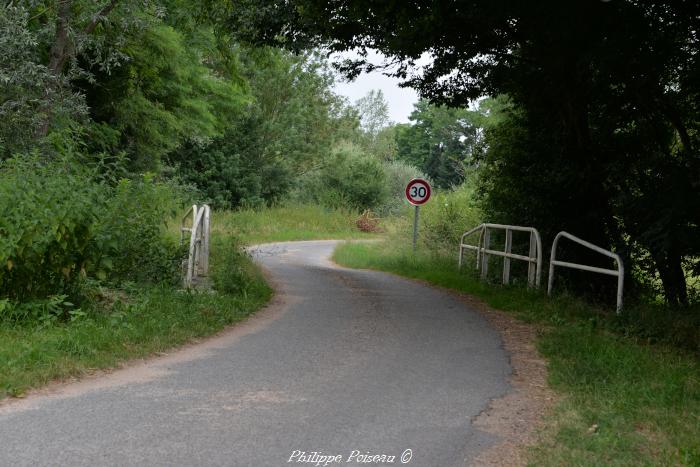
[[211, 205, 376, 245], [0, 237, 271, 399], [0, 155, 183, 305]]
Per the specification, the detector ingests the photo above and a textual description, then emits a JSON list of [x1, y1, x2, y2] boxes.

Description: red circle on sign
[[405, 178, 432, 206]]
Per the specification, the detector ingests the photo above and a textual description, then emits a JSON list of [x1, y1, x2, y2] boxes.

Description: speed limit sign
[[405, 178, 432, 252], [405, 178, 432, 205]]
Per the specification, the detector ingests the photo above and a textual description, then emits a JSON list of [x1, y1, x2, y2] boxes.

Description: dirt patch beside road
[[457, 293, 556, 467]]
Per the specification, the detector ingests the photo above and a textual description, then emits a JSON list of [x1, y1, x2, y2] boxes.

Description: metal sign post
[[405, 178, 432, 253], [412, 205, 420, 252]]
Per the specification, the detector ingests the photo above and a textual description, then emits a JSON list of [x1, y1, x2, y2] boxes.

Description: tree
[[225, 0, 700, 306], [351, 89, 397, 160], [167, 48, 349, 207], [81, 23, 246, 171], [395, 99, 479, 188], [0, 4, 86, 156], [354, 90, 390, 137]]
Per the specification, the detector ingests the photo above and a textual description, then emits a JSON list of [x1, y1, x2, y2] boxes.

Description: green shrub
[[421, 181, 482, 254], [210, 237, 263, 295], [378, 160, 429, 216], [0, 156, 103, 301], [0, 155, 187, 315], [168, 134, 294, 210], [90, 175, 185, 286], [294, 142, 387, 212]]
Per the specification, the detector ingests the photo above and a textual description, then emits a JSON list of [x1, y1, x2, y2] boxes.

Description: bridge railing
[[459, 223, 542, 288], [548, 231, 624, 313], [180, 204, 211, 288]]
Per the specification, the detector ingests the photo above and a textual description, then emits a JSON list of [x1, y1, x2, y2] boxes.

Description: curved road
[[0, 241, 511, 466]]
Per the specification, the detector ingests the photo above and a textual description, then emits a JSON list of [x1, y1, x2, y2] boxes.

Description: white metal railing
[[547, 231, 624, 313], [180, 204, 211, 288], [459, 223, 542, 288]]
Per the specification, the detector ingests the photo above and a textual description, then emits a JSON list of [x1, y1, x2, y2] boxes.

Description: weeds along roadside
[[0, 156, 275, 399], [0, 231, 272, 399], [0, 152, 378, 400]]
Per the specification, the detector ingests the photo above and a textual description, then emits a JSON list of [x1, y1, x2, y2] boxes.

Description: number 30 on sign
[[405, 178, 431, 205]]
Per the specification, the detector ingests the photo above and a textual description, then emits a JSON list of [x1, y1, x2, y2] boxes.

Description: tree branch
[[83, 0, 119, 36]]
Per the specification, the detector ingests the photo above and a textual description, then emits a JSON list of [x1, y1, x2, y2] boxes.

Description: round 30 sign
[[405, 178, 432, 206]]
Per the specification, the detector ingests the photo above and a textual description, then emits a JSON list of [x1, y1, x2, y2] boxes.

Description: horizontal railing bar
[[555, 231, 620, 261], [551, 260, 620, 277], [481, 223, 539, 234], [480, 249, 536, 262], [461, 245, 536, 263]]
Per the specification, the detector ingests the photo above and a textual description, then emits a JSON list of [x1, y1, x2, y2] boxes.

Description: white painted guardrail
[[180, 204, 211, 288], [548, 231, 624, 313], [459, 223, 543, 288]]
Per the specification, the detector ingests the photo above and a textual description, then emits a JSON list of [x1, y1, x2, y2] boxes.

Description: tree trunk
[[37, 0, 119, 138], [653, 250, 689, 307], [37, 0, 73, 138]]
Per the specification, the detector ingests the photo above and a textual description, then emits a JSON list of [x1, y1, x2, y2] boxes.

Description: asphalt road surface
[[0, 240, 511, 467]]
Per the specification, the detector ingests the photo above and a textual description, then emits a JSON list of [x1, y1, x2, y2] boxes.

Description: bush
[[168, 120, 295, 210], [210, 237, 263, 295], [0, 155, 186, 313], [421, 181, 482, 254], [378, 160, 429, 216], [0, 156, 102, 301], [294, 142, 387, 212], [90, 175, 185, 286]]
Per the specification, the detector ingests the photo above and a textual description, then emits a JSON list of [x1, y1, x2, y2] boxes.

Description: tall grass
[[210, 204, 376, 244]]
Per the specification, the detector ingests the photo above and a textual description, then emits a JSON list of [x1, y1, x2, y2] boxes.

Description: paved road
[[0, 241, 511, 467]]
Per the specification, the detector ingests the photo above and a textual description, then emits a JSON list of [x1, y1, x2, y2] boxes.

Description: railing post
[[201, 206, 210, 275], [547, 235, 559, 297], [481, 227, 491, 280], [183, 204, 210, 288], [527, 232, 536, 287], [616, 264, 624, 313], [503, 228, 512, 285], [476, 227, 484, 269]]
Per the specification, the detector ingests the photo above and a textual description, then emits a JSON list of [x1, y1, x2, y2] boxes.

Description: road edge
[[328, 249, 556, 466]]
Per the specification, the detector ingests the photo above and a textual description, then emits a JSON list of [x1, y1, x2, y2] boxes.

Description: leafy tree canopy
[[396, 99, 480, 188], [226, 0, 700, 306]]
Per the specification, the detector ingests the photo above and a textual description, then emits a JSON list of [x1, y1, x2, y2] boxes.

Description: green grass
[[334, 241, 700, 466], [211, 204, 378, 244], [0, 236, 272, 399]]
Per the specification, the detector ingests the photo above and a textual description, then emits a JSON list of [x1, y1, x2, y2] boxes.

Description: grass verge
[[0, 236, 272, 400], [211, 204, 378, 244], [334, 241, 700, 466]]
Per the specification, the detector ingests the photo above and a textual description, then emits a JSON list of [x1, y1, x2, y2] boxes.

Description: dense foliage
[[395, 100, 480, 188], [226, 0, 700, 306], [0, 0, 436, 315], [4, 0, 698, 312], [0, 156, 183, 306]]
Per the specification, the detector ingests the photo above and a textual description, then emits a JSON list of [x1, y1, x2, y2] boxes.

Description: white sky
[[330, 50, 428, 124]]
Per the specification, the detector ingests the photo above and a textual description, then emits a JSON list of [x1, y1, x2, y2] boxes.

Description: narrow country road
[[0, 241, 511, 467]]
